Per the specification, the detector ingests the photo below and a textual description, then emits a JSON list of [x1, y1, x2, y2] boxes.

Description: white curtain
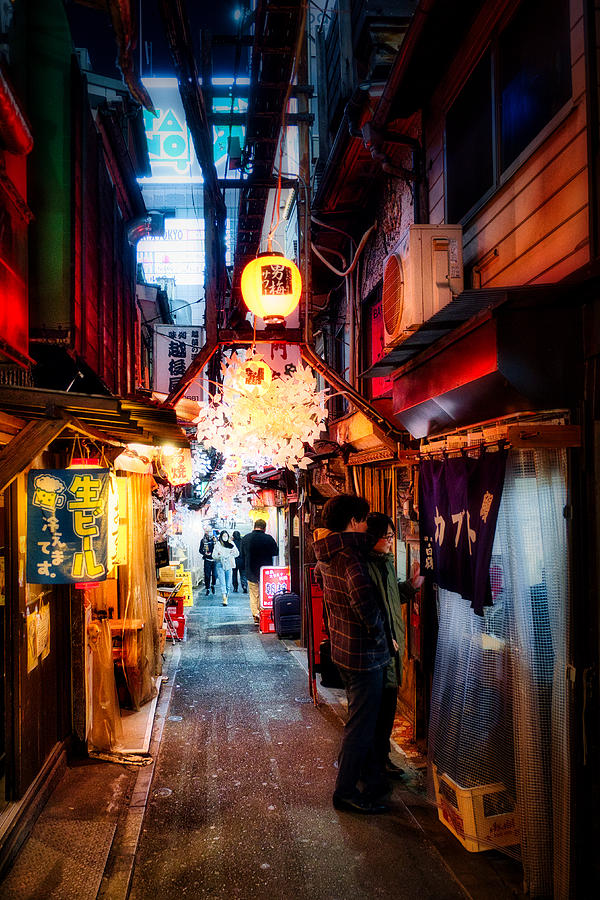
[[429, 449, 571, 897]]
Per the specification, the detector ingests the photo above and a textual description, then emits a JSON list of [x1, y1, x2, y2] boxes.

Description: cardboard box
[[432, 765, 520, 852], [158, 565, 177, 583]]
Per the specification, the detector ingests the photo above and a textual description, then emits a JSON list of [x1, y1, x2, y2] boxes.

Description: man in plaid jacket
[[314, 494, 394, 815]]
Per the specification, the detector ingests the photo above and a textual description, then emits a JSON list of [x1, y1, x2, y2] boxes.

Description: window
[[498, 0, 571, 170], [446, 0, 571, 223], [446, 52, 494, 224]]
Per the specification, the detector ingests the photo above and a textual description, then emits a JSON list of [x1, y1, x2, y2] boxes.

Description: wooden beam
[[164, 341, 219, 407], [0, 418, 68, 492]]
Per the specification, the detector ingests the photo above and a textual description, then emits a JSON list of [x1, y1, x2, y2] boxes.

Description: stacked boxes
[[175, 568, 193, 607]]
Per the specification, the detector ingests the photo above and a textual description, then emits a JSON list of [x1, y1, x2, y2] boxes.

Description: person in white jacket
[[213, 531, 239, 606]]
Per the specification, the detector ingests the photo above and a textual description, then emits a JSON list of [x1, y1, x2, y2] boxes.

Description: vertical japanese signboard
[[419, 448, 508, 615], [27, 469, 110, 584], [153, 326, 203, 400]]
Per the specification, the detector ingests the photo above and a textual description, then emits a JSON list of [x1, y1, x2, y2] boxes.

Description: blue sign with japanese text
[[419, 448, 508, 616], [27, 469, 110, 584]]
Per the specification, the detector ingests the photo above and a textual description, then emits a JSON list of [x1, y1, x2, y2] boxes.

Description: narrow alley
[[124, 589, 520, 899]]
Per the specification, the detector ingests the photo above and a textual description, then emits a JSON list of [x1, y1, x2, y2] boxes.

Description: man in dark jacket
[[241, 519, 278, 623], [199, 527, 216, 595], [314, 493, 392, 815]]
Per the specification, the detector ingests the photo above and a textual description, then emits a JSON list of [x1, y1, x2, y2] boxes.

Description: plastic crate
[[432, 765, 520, 853], [259, 610, 275, 634]]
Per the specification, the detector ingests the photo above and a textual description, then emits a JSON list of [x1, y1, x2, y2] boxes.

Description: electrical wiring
[[310, 220, 377, 277]]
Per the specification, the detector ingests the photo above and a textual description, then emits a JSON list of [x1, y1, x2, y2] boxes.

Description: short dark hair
[[253, 518, 267, 530], [366, 512, 395, 541], [322, 493, 370, 532]]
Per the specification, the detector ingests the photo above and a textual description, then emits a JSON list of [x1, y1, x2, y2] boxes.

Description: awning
[[388, 285, 582, 438], [0, 386, 189, 492]]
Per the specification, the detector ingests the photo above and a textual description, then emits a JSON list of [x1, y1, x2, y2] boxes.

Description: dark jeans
[[374, 685, 398, 770], [335, 666, 385, 799], [203, 558, 216, 591], [232, 563, 247, 592]]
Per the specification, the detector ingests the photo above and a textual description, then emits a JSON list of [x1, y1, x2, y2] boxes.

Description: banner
[[27, 469, 110, 584], [419, 448, 508, 615]]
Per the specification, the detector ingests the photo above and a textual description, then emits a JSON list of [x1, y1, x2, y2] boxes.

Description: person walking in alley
[[231, 530, 247, 593], [313, 494, 393, 815], [241, 519, 279, 624], [213, 530, 239, 606], [200, 527, 216, 595], [365, 512, 425, 787]]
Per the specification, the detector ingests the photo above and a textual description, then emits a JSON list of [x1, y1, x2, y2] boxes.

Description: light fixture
[[240, 250, 302, 325]]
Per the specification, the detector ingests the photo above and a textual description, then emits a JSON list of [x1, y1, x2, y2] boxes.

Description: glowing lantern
[[240, 252, 302, 324], [161, 447, 193, 486], [232, 358, 273, 396]]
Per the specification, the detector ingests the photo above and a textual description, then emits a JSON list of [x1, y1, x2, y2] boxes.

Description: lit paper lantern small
[[240, 252, 302, 324], [161, 447, 193, 486], [232, 358, 273, 396]]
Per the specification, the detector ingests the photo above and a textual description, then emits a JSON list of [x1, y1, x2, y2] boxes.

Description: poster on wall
[[26, 469, 110, 584]]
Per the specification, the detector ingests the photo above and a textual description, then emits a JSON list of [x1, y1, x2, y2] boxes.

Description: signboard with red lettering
[[259, 565, 290, 610]]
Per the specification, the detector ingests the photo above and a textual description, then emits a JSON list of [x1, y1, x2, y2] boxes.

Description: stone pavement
[[0, 588, 524, 899]]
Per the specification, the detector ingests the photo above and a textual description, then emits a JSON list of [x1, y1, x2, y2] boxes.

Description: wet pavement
[[0, 588, 524, 899], [125, 590, 519, 900]]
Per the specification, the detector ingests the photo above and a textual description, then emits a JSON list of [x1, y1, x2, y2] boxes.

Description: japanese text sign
[[153, 326, 203, 399], [419, 449, 508, 615], [261, 263, 292, 295], [260, 566, 290, 610], [27, 469, 110, 584]]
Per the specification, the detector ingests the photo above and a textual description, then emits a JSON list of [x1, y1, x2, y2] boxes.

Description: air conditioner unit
[[382, 224, 464, 348]]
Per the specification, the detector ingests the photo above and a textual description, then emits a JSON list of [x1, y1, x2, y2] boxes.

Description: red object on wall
[[368, 299, 393, 399], [308, 566, 328, 665]]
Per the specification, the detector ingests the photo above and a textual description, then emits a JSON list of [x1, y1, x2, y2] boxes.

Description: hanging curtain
[[428, 448, 571, 898], [119, 473, 160, 709]]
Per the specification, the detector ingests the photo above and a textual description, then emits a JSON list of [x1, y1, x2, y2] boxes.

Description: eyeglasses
[[384, 533, 395, 541]]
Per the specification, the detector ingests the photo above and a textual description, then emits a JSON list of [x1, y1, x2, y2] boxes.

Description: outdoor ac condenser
[[382, 224, 464, 349]]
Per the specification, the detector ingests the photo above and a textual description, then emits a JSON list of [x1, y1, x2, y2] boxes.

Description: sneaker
[[205, 590, 210, 596], [222, 597, 228, 606], [211, 586, 215, 594]]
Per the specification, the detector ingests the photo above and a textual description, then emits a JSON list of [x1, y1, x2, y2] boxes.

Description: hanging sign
[[419, 448, 508, 616], [27, 469, 110, 584], [161, 447, 193, 486]]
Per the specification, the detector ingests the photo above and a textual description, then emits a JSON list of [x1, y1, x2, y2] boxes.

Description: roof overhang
[[387, 285, 583, 438], [0, 386, 189, 450]]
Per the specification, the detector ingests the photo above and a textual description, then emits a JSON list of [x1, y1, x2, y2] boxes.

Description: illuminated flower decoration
[[204, 470, 254, 521], [195, 351, 328, 470]]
